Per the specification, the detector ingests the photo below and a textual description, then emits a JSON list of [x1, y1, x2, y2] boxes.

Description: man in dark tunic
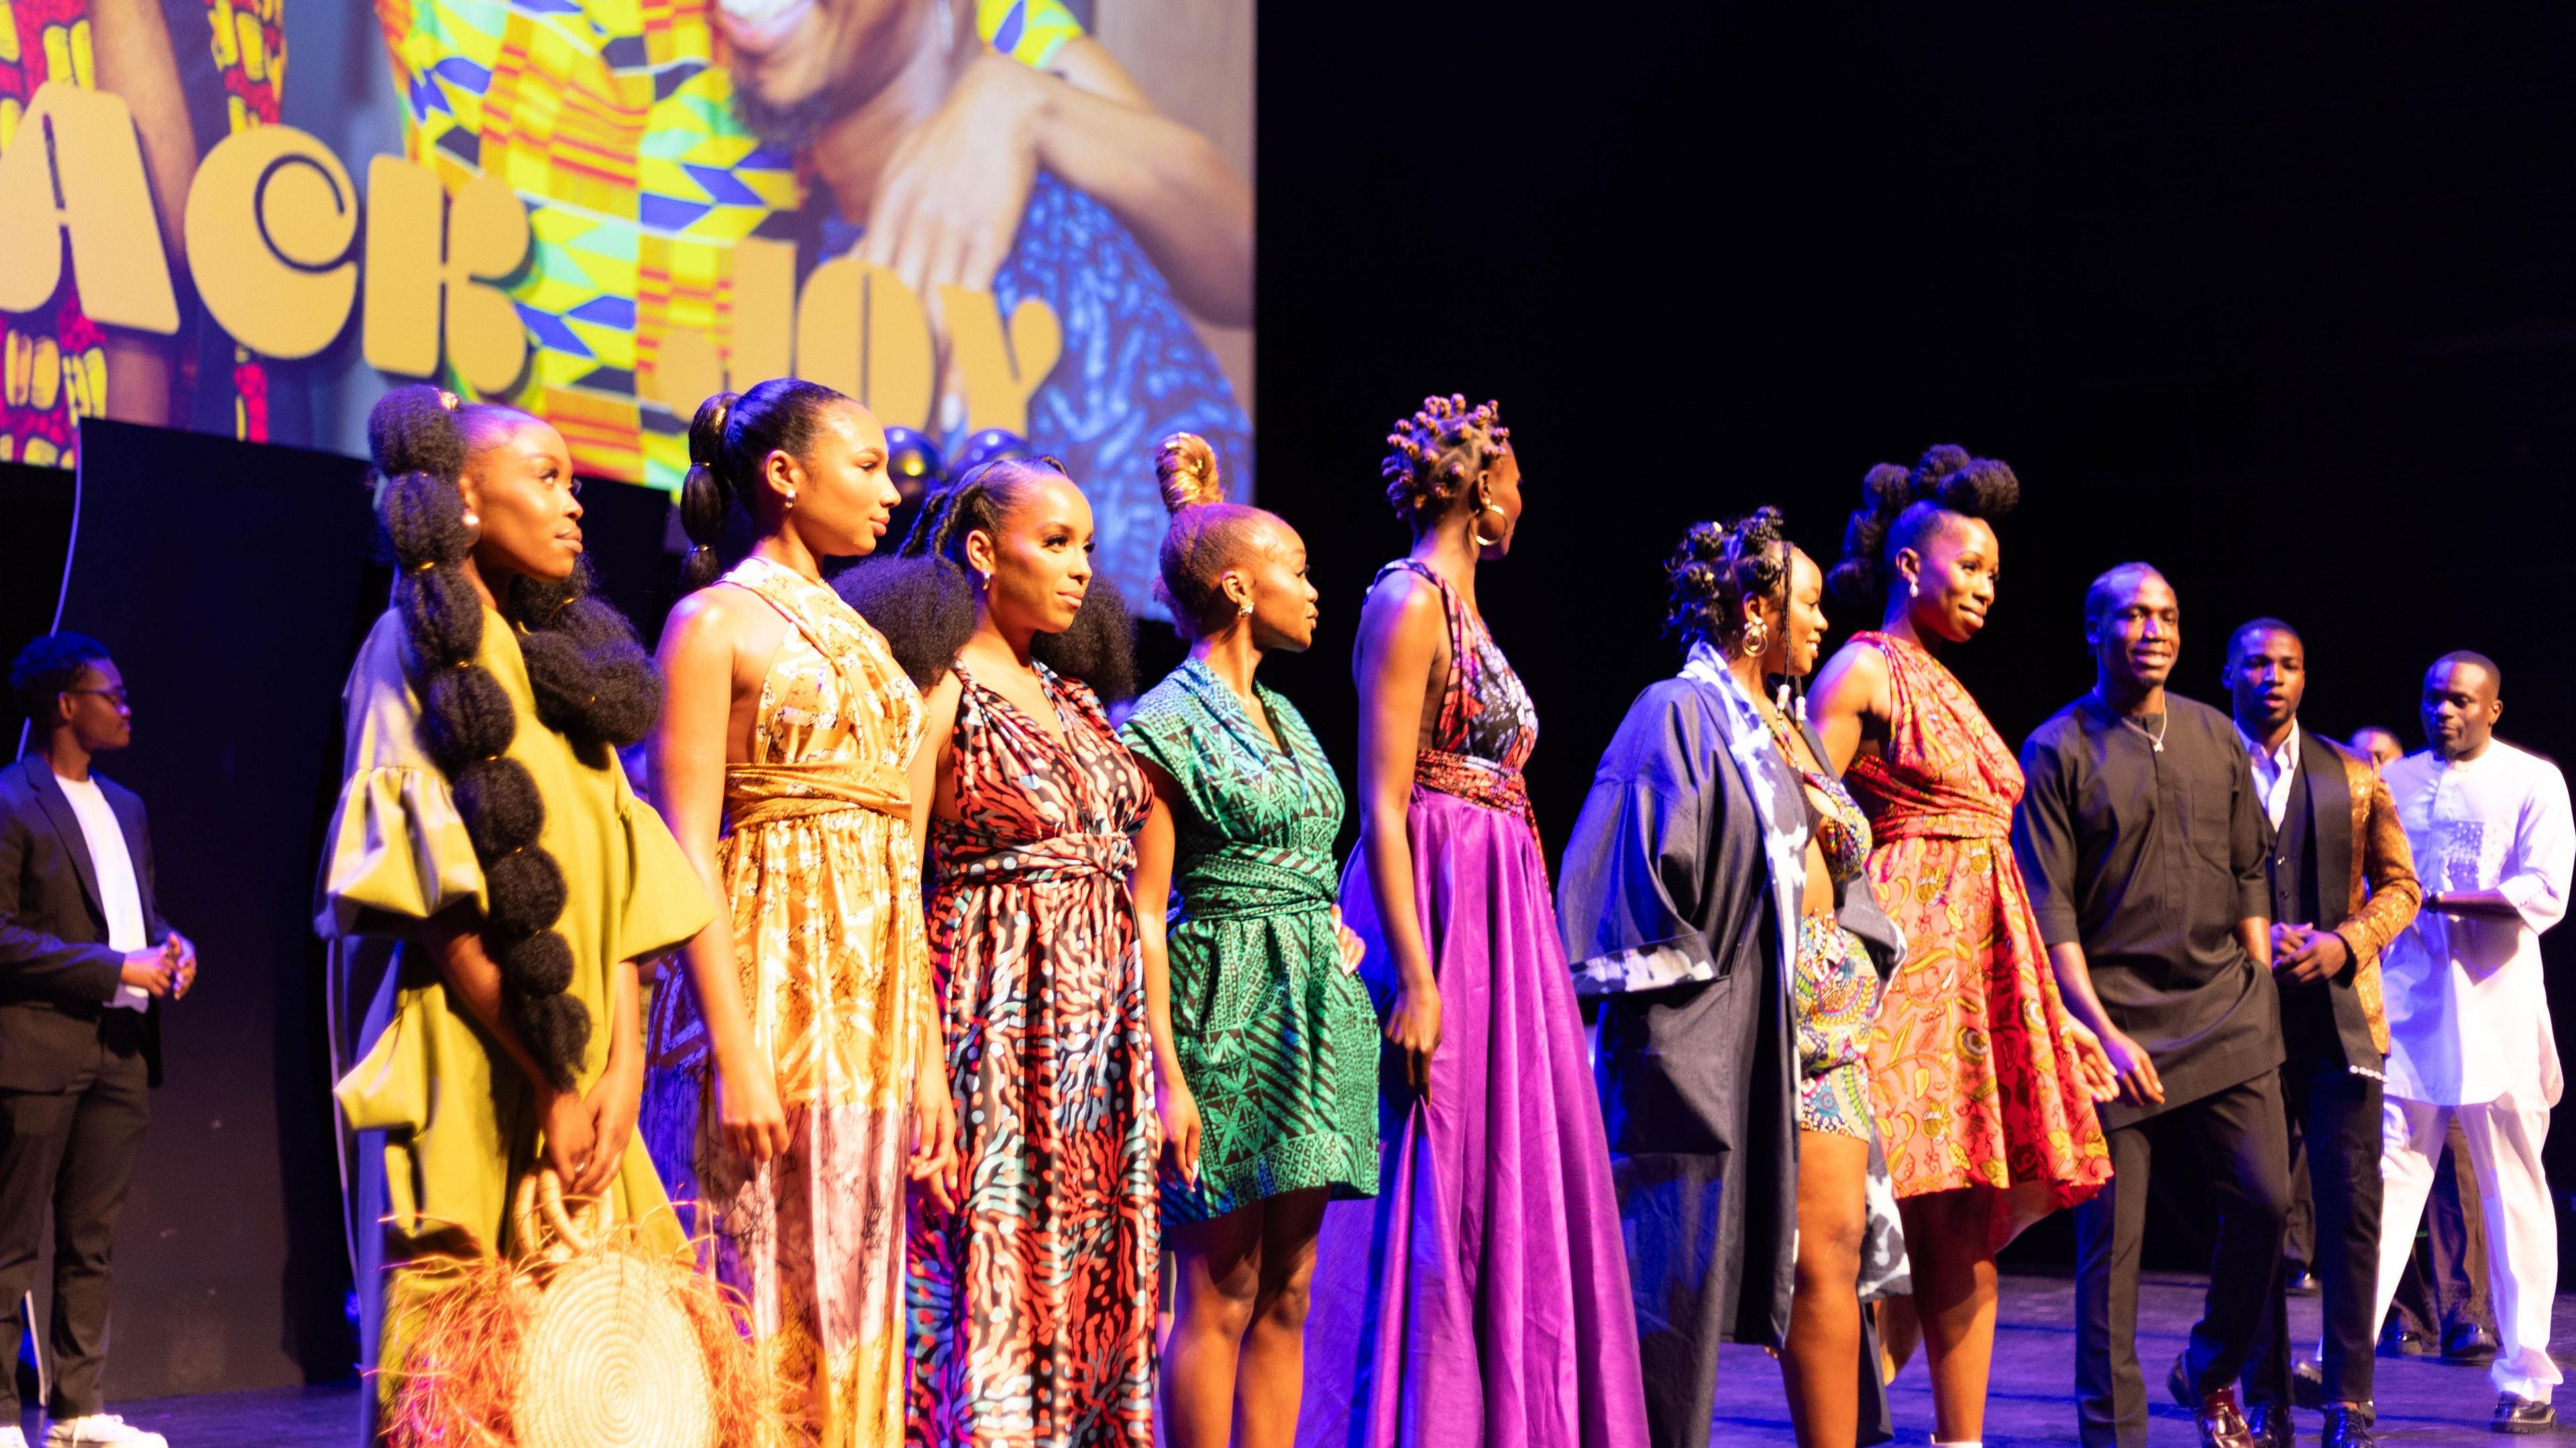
[[2013, 563, 2291, 1448]]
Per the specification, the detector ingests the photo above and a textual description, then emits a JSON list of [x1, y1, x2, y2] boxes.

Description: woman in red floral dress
[[1810, 446, 2120, 1448]]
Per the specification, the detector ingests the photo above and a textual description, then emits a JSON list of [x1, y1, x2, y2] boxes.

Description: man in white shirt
[[0, 635, 197, 1448], [2370, 651, 2574, 1435]]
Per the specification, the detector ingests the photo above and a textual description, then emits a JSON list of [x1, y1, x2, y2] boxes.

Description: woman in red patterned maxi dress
[[1811, 447, 2119, 1448], [839, 457, 1155, 1448]]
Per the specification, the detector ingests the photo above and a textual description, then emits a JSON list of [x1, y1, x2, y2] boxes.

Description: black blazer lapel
[[20, 757, 105, 928], [2300, 732, 2354, 933]]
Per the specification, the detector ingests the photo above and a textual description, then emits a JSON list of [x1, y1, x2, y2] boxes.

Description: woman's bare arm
[[1805, 641, 1888, 775], [1354, 574, 1446, 1099], [420, 901, 604, 1185], [1130, 767, 1197, 1184]]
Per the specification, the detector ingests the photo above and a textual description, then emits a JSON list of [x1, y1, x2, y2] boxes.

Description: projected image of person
[[1297, 396, 1648, 1448], [2369, 651, 2574, 1435], [718, 0, 1253, 602], [835, 459, 1153, 1447], [1561, 512, 1909, 1448], [1805, 447, 2116, 1447], [2013, 563, 2290, 1448], [321, 386, 713, 1436], [1117, 435, 1378, 1448], [637, 379, 959, 1443]]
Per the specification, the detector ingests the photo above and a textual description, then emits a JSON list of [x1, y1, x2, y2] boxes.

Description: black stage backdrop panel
[[44, 421, 376, 1396], [1258, 5, 2576, 1274]]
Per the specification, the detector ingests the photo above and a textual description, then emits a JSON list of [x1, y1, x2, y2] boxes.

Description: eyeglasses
[[63, 688, 129, 710]]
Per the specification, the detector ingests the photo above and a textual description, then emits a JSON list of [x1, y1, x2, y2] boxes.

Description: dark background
[[6, 0, 2576, 1394]]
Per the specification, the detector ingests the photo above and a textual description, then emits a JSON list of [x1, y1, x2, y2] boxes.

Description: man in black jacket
[[0, 634, 195, 1448]]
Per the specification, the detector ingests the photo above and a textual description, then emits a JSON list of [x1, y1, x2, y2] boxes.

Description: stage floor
[[16, 1272, 2536, 1446]]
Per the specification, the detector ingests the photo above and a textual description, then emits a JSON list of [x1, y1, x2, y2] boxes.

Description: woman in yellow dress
[[323, 386, 713, 1439], [642, 379, 960, 1445]]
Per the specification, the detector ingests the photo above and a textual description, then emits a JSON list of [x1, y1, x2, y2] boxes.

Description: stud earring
[[461, 509, 480, 529], [784, 489, 798, 509], [1909, 578, 1921, 600], [1238, 598, 1254, 617]]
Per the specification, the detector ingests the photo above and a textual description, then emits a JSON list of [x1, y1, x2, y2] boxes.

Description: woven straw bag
[[508, 1170, 718, 1448]]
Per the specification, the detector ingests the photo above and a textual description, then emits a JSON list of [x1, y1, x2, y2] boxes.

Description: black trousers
[[0, 1013, 150, 1418], [2245, 1002, 2381, 1412], [2076, 1071, 2293, 1448]]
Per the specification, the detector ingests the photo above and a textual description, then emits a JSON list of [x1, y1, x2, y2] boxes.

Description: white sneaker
[[44, 1416, 165, 1448]]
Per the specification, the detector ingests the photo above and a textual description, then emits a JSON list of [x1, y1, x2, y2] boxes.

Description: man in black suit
[[0, 634, 195, 1448], [2225, 621, 2421, 1448]]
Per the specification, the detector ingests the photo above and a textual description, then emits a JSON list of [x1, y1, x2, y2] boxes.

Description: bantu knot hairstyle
[[1154, 433, 1279, 642], [366, 384, 664, 1089], [680, 378, 851, 589], [835, 456, 1138, 700], [1382, 394, 1509, 523], [1827, 442, 2021, 605], [9, 631, 111, 724], [1666, 507, 1790, 653]]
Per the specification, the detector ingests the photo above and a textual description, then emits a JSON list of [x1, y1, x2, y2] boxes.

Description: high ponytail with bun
[[364, 382, 665, 1089], [1151, 432, 1273, 642], [677, 378, 853, 591], [1827, 442, 2021, 606], [679, 391, 741, 590]]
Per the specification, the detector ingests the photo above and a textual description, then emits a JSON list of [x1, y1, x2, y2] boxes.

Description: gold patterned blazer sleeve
[[2333, 752, 2420, 1057]]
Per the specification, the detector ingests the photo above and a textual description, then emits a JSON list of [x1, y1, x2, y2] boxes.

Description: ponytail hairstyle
[[835, 456, 1137, 700], [678, 378, 851, 589], [1382, 394, 1509, 524], [366, 384, 662, 1089], [1827, 442, 2021, 606], [1152, 433, 1277, 641], [1665, 507, 1790, 655]]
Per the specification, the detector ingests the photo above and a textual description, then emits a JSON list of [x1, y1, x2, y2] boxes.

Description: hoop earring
[[1739, 616, 1770, 658], [1472, 490, 1503, 549]]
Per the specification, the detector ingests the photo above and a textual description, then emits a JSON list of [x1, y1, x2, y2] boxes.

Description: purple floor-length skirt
[[1298, 785, 1649, 1448]]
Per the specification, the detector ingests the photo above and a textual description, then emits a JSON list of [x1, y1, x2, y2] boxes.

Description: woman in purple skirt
[[1297, 396, 1648, 1448]]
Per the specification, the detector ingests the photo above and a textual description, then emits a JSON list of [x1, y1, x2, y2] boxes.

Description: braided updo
[[1152, 433, 1277, 641], [834, 456, 1136, 700], [1665, 508, 1790, 653], [1827, 443, 2020, 605], [366, 384, 663, 1089], [1382, 394, 1509, 522]]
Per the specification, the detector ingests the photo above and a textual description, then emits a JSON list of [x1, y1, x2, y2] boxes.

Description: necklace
[[2096, 689, 2167, 753]]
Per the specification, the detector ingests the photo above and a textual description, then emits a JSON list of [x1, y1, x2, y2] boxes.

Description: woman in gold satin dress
[[642, 380, 960, 1445]]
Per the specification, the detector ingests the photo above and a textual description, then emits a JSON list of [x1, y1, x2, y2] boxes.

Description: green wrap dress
[[1119, 659, 1379, 1221]]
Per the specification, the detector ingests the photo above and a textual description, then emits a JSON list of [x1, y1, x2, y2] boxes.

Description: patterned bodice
[[723, 555, 923, 807], [1379, 559, 1537, 769], [932, 662, 1151, 887], [1764, 708, 1874, 886], [1119, 660, 1343, 920], [1839, 630, 2023, 842]]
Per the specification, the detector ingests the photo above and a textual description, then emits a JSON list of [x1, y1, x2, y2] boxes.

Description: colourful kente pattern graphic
[[908, 663, 1155, 1448], [373, 0, 1084, 489]]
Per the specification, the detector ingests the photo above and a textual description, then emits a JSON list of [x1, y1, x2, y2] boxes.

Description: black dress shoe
[[2321, 1404, 2377, 1448], [2292, 1359, 2327, 1410], [2447, 1321, 2503, 1364], [2171, 1354, 2259, 1448], [2378, 1323, 2434, 1357], [2246, 1399, 2297, 1448], [2285, 1268, 2321, 1296], [2494, 1393, 2557, 1435]]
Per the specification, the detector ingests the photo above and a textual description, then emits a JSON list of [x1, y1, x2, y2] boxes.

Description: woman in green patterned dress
[[1122, 435, 1378, 1448]]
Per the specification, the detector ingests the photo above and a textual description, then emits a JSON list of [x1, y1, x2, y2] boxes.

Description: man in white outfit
[[2371, 651, 2574, 1435]]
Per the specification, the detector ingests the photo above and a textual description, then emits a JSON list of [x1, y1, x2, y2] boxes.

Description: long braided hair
[[834, 456, 1136, 700], [366, 384, 662, 1089]]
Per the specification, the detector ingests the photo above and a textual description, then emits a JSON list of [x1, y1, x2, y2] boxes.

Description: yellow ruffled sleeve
[[315, 613, 485, 940], [610, 771, 714, 968]]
